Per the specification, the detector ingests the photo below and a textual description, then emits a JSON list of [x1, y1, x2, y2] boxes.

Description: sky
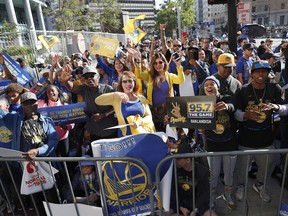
[[155, 0, 165, 9]]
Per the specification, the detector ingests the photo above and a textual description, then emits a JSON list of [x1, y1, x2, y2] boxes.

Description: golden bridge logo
[[170, 102, 186, 123], [102, 161, 147, 203]]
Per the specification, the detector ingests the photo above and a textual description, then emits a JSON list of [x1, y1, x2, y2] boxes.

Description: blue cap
[[79, 155, 95, 166], [242, 27, 249, 32], [251, 60, 271, 73]]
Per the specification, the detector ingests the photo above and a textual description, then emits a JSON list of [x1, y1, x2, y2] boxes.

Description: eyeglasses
[[122, 79, 133, 84], [84, 74, 97, 79], [173, 44, 181, 48], [154, 61, 164, 65]]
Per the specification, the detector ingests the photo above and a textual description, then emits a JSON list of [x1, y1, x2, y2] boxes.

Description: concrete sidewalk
[[214, 176, 288, 216]]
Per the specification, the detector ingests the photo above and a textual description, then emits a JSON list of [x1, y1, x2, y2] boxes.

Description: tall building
[[117, 0, 156, 33]]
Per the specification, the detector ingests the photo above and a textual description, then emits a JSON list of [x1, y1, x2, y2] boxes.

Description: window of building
[[264, 5, 269, 11], [252, 6, 256, 13], [281, 3, 285, 9], [280, 15, 285, 25], [258, 17, 263, 25]]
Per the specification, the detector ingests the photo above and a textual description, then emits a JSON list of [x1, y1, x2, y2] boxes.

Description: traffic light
[[208, 0, 228, 5]]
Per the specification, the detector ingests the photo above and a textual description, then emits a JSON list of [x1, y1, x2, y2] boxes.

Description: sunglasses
[[122, 79, 133, 84], [173, 44, 181, 47], [84, 74, 97, 79], [154, 61, 164, 65]]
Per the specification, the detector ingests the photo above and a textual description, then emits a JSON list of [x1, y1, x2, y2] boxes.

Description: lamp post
[[177, 6, 181, 39]]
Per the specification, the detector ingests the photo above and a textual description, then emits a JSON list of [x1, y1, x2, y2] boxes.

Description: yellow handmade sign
[[90, 36, 119, 58]]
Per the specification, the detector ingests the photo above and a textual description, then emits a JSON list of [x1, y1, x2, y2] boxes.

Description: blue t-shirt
[[236, 57, 253, 84], [209, 63, 218, 75], [120, 99, 145, 136], [152, 81, 169, 107]]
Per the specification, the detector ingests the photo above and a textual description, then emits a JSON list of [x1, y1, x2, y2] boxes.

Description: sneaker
[[235, 184, 244, 201], [6, 202, 15, 214], [253, 183, 271, 202], [223, 193, 236, 210]]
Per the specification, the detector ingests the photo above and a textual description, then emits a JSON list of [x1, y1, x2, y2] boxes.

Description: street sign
[[238, 2, 251, 24]]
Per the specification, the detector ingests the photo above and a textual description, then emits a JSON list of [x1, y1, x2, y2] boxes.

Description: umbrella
[[240, 24, 266, 38]]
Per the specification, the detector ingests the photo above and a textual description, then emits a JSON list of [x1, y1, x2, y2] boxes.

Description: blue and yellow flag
[[123, 14, 146, 44], [38, 35, 60, 50]]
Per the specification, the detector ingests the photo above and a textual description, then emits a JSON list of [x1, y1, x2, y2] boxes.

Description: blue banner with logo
[[91, 133, 171, 216], [2, 52, 32, 86], [279, 202, 288, 216], [0, 80, 11, 91], [35, 77, 50, 99], [37, 102, 87, 126]]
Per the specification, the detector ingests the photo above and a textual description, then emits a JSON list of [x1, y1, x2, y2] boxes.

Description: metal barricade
[[0, 156, 154, 216], [155, 149, 288, 216]]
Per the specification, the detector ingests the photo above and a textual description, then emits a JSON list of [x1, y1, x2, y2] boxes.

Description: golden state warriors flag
[[92, 133, 172, 216], [38, 35, 60, 50], [90, 35, 119, 58], [123, 14, 146, 44]]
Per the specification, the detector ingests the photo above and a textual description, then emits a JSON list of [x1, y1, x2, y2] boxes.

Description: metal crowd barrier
[[0, 156, 154, 216], [155, 149, 288, 216]]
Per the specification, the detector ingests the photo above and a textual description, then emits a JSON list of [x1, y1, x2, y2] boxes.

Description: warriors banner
[[92, 133, 172, 216]]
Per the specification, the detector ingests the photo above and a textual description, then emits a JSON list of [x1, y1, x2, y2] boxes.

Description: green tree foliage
[[44, 0, 121, 32], [155, 0, 195, 36], [0, 20, 17, 33]]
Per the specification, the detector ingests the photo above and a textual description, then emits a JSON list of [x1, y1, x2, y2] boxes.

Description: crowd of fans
[[0, 23, 288, 215]]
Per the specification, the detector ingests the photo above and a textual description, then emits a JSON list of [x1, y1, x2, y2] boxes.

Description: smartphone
[[172, 52, 180, 61]]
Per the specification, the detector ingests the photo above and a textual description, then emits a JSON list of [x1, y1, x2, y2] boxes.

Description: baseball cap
[[34, 57, 45, 65], [217, 53, 236, 67], [20, 92, 37, 104], [83, 66, 98, 76], [173, 141, 193, 154], [74, 53, 83, 59], [243, 43, 254, 50], [79, 155, 95, 166], [261, 52, 279, 60], [251, 60, 271, 73], [203, 76, 220, 88], [242, 27, 249, 32]]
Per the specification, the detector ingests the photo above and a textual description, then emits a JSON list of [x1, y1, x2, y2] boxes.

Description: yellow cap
[[218, 53, 236, 67]]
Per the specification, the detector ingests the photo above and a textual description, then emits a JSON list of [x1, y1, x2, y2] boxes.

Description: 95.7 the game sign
[[166, 96, 216, 129]]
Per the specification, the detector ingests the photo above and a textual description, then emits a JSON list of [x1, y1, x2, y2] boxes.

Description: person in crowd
[[198, 48, 210, 69], [236, 43, 254, 85], [160, 23, 185, 96], [201, 37, 213, 65], [59, 65, 117, 148], [135, 52, 184, 132], [64, 155, 99, 205], [182, 46, 209, 96], [83, 50, 92, 62], [261, 52, 281, 83], [95, 71, 155, 137], [169, 141, 218, 216], [265, 38, 274, 52], [202, 76, 237, 210], [16, 57, 38, 88], [209, 48, 224, 76], [219, 40, 230, 53], [4, 83, 28, 112], [38, 85, 74, 157], [202, 53, 241, 96], [96, 55, 128, 89], [234, 60, 284, 203], [236, 37, 249, 58]]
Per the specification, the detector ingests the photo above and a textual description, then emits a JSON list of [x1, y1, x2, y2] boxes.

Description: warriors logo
[[0, 126, 12, 143], [102, 161, 147, 202]]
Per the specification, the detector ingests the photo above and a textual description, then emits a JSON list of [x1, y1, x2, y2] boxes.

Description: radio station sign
[[166, 96, 216, 129]]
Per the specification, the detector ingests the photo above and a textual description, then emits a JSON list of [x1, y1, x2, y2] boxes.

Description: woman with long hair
[[38, 84, 74, 157], [95, 71, 155, 137], [96, 55, 129, 89], [135, 52, 185, 131]]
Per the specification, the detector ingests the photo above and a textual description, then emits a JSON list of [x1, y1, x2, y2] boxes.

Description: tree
[[44, 0, 121, 32], [155, 0, 195, 37]]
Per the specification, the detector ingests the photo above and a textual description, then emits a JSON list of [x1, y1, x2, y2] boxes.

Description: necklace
[[252, 85, 266, 107]]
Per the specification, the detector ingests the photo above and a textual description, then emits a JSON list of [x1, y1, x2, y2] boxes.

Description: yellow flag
[[90, 35, 119, 58], [38, 35, 60, 50], [122, 14, 146, 44]]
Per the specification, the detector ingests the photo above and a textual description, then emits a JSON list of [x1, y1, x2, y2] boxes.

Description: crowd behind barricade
[[1, 22, 288, 216]]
